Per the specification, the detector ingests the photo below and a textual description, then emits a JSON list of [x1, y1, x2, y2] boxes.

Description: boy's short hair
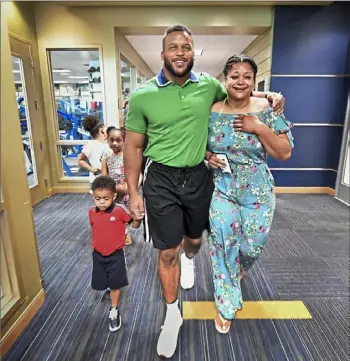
[[91, 176, 116, 193]]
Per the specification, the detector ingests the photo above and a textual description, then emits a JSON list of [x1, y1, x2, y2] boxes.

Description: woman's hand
[[234, 115, 263, 134], [266, 92, 285, 115], [206, 152, 226, 169]]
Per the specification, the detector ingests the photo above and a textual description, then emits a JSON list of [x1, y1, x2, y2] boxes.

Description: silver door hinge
[[29, 56, 34, 68], [34, 101, 38, 110]]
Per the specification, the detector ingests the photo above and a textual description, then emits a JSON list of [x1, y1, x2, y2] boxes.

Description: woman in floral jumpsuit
[[206, 55, 294, 333]]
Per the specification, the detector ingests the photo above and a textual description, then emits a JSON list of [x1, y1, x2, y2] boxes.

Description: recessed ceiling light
[[52, 69, 71, 73], [67, 76, 89, 79]]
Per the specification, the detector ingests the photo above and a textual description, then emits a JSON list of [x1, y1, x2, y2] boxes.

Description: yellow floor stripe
[[183, 301, 312, 320]]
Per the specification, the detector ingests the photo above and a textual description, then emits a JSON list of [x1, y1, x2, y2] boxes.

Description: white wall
[[216, 27, 273, 89]]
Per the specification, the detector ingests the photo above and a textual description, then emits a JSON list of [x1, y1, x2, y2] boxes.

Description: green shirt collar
[[156, 69, 199, 87]]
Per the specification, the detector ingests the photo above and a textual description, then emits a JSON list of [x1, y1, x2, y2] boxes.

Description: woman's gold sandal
[[215, 313, 231, 334]]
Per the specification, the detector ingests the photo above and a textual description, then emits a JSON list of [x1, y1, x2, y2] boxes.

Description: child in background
[[102, 126, 142, 245], [89, 176, 140, 331], [78, 115, 111, 189]]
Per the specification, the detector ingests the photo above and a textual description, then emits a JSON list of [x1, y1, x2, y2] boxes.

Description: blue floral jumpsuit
[[207, 107, 294, 320]]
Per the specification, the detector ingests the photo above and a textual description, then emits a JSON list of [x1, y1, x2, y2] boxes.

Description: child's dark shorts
[[91, 248, 128, 290]]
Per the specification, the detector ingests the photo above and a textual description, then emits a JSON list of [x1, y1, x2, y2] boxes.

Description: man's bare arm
[[124, 131, 145, 197]]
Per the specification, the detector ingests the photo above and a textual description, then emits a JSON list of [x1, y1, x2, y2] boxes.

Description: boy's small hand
[[131, 219, 142, 229]]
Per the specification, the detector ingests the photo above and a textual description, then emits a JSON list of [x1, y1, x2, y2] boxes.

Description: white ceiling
[[50, 50, 100, 84], [125, 34, 258, 77]]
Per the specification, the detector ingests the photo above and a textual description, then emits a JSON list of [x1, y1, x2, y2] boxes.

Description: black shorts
[[91, 249, 128, 291], [143, 161, 214, 250]]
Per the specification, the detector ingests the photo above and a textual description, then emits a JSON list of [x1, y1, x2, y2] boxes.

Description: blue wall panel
[[272, 4, 350, 75], [272, 170, 337, 188], [270, 2, 349, 187], [267, 126, 344, 169], [270, 77, 348, 124]]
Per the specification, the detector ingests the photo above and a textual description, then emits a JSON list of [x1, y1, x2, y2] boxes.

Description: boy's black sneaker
[[109, 307, 121, 332]]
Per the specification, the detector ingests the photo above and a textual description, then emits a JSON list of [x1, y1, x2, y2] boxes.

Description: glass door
[[10, 37, 47, 205], [12, 55, 38, 189]]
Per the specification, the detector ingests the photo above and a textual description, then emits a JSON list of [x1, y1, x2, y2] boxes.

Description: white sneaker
[[157, 300, 183, 358], [180, 253, 195, 290]]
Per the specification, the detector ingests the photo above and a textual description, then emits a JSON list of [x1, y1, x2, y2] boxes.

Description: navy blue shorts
[[91, 249, 128, 291]]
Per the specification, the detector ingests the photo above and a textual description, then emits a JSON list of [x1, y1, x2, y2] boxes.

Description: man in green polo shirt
[[124, 24, 285, 359]]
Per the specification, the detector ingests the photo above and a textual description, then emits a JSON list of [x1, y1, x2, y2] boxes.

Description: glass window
[[48, 49, 105, 178], [120, 57, 132, 129], [137, 71, 142, 86], [12, 56, 38, 188], [137, 71, 147, 87], [59, 145, 88, 177], [121, 57, 131, 101]]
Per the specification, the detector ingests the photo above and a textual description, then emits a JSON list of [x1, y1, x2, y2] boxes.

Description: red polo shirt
[[89, 204, 132, 256]]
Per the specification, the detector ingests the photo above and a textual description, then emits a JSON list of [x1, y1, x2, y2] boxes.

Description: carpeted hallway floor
[[3, 193, 349, 361]]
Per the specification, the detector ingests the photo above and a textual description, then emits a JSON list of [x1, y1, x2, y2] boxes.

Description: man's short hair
[[162, 24, 192, 49]]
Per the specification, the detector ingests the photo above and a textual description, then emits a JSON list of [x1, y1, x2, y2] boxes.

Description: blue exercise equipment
[[17, 96, 102, 177]]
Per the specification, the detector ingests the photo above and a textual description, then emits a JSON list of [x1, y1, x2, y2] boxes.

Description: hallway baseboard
[[275, 187, 335, 195], [49, 186, 90, 196], [0, 289, 45, 356]]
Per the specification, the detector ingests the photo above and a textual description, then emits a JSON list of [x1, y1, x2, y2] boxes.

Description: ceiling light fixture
[[67, 76, 89, 79], [52, 69, 71, 73]]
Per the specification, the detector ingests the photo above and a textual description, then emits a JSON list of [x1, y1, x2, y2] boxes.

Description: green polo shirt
[[125, 71, 226, 167]]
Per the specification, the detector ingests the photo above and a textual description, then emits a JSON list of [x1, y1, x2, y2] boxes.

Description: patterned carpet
[[3, 194, 349, 361]]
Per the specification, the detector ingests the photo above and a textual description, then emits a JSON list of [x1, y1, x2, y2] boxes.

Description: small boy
[[89, 176, 140, 331]]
